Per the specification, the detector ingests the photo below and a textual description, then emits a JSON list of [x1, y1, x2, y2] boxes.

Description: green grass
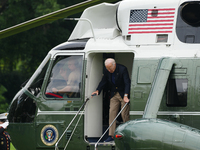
[[11, 143, 16, 150]]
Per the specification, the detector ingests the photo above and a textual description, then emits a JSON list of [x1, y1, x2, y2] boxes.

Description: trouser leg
[[109, 94, 120, 137], [121, 99, 130, 122], [115, 93, 130, 122]]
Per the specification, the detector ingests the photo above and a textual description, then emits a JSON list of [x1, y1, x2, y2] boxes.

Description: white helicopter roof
[[69, 0, 180, 43], [50, 0, 200, 59]]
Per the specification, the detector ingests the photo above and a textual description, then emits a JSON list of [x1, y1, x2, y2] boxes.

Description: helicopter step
[[89, 143, 116, 150], [88, 143, 116, 150], [89, 142, 115, 146]]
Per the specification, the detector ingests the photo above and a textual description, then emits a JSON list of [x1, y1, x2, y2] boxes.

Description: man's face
[[67, 61, 76, 70], [106, 63, 116, 73], [60, 68, 67, 78]]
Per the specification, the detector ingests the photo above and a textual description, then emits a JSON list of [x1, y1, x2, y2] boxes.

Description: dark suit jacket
[[96, 64, 130, 99], [0, 127, 10, 150]]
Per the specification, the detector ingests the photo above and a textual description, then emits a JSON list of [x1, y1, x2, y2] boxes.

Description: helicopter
[[1, 0, 200, 149]]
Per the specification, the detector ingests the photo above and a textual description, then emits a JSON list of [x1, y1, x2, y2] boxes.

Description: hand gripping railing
[[55, 98, 89, 150], [94, 102, 129, 150]]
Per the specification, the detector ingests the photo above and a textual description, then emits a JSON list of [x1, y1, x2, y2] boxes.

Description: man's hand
[[52, 88, 58, 93], [123, 95, 130, 103], [91, 90, 99, 98]]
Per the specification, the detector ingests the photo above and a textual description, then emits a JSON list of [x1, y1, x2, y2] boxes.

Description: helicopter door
[[85, 52, 134, 141], [85, 53, 103, 139], [158, 59, 200, 129]]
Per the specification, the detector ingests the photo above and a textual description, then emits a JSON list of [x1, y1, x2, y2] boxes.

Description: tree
[[0, 85, 8, 113], [0, 0, 83, 104]]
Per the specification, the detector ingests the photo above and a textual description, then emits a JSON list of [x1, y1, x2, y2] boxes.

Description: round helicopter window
[[181, 2, 200, 26]]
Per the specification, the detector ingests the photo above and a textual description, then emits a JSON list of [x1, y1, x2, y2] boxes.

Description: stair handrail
[[55, 98, 89, 150]]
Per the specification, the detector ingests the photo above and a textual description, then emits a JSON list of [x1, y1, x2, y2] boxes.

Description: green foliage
[[0, 0, 84, 104], [34, 0, 62, 16], [0, 85, 8, 113]]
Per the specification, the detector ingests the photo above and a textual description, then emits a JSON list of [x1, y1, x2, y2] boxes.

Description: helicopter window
[[156, 34, 168, 43], [181, 2, 200, 27], [28, 57, 50, 96], [176, 2, 200, 43], [45, 55, 83, 99], [166, 78, 188, 107]]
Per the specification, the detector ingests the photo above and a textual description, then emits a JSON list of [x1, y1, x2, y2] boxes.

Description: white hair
[[104, 58, 116, 66]]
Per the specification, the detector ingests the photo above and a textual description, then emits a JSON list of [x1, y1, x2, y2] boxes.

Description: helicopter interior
[[84, 52, 134, 142]]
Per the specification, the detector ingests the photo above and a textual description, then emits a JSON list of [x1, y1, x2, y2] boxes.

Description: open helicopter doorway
[[84, 52, 134, 142]]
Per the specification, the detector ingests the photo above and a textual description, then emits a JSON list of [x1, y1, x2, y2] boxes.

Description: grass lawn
[[11, 143, 16, 150]]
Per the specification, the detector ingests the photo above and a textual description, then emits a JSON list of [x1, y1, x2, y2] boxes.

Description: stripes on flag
[[128, 8, 175, 34]]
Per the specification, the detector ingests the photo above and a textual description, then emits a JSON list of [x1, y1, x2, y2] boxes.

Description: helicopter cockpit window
[[28, 56, 50, 96], [45, 55, 83, 99], [166, 78, 188, 107]]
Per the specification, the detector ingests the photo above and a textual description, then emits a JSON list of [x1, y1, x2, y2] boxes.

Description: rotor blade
[[0, 0, 119, 39]]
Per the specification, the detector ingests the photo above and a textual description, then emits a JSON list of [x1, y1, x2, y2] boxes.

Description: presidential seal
[[40, 125, 59, 146]]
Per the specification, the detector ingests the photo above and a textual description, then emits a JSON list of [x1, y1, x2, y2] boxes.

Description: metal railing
[[94, 102, 129, 150], [55, 98, 89, 150]]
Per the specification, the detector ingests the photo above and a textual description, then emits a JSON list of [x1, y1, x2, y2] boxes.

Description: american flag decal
[[129, 8, 175, 34]]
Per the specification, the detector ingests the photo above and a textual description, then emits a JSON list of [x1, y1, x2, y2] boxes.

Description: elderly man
[[91, 58, 130, 142]]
